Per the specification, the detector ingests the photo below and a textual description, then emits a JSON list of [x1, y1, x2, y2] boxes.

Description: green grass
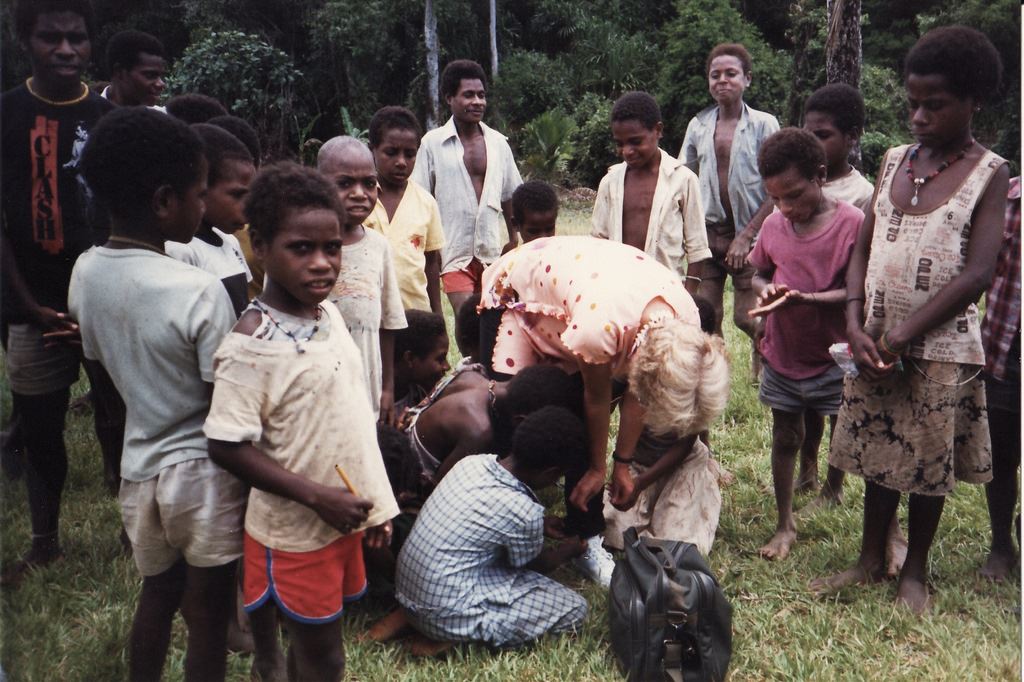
[[2, 203, 1020, 680]]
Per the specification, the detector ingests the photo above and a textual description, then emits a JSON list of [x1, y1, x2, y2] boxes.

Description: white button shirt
[[411, 117, 523, 274]]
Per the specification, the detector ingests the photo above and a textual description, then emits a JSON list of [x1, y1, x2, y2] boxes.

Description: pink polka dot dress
[[480, 236, 699, 377]]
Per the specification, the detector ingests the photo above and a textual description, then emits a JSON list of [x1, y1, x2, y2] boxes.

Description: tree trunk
[[826, 0, 862, 166], [489, 0, 499, 81], [425, 0, 440, 130], [825, 0, 861, 86]]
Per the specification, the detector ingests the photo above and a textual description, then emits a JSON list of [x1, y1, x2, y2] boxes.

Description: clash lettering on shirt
[[30, 115, 63, 254]]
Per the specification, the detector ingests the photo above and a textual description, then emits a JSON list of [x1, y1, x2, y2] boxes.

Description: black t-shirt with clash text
[[1, 84, 114, 320]]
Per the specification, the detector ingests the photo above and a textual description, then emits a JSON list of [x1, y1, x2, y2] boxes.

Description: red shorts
[[441, 258, 485, 294], [243, 531, 366, 624]]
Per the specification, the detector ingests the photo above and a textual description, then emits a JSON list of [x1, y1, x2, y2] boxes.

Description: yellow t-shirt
[[365, 180, 445, 311]]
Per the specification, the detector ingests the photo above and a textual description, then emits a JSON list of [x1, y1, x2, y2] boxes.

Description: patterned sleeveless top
[[864, 144, 1006, 365]]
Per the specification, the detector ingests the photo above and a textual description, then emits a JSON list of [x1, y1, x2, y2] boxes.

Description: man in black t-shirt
[[1, 0, 115, 585]]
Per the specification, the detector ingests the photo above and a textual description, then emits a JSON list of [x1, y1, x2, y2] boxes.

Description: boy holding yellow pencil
[[205, 163, 398, 682]]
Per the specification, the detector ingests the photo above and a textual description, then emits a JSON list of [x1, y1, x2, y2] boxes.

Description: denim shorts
[[758, 362, 845, 415]]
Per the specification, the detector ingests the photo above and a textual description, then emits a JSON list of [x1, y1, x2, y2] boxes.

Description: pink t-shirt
[[748, 201, 862, 379], [480, 236, 699, 378]]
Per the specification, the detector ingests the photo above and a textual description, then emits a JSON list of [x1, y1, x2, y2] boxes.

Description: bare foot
[[809, 563, 883, 597], [363, 608, 413, 643], [797, 488, 843, 519], [894, 577, 931, 615], [885, 526, 909, 578], [759, 528, 797, 561], [979, 549, 1019, 582], [794, 474, 818, 495], [405, 633, 456, 657], [250, 657, 287, 682], [717, 467, 736, 488]]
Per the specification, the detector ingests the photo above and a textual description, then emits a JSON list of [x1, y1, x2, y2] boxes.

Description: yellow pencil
[[334, 464, 359, 495]]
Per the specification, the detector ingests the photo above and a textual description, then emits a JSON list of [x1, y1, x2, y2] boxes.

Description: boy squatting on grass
[[205, 162, 398, 682], [365, 106, 446, 316], [388, 406, 591, 653], [318, 136, 407, 424], [745, 127, 862, 561], [166, 122, 255, 317], [70, 107, 245, 682], [591, 91, 711, 285]]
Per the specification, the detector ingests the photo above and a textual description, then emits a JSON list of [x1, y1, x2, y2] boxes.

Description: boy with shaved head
[[318, 136, 407, 423]]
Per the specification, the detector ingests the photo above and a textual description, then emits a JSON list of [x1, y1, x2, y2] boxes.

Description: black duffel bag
[[608, 527, 732, 682]]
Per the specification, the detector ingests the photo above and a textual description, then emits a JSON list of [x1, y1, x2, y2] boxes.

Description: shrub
[[167, 30, 301, 157], [492, 50, 570, 128], [566, 92, 617, 189], [520, 109, 577, 183]]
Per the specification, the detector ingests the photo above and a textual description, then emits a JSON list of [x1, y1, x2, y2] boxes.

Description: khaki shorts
[[119, 457, 246, 576], [5, 322, 81, 395]]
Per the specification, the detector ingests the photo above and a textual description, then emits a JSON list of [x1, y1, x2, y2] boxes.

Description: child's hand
[[41, 318, 82, 348], [364, 520, 393, 549], [568, 468, 606, 511], [609, 465, 639, 511], [313, 487, 373, 534], [848, 328, 895, 379], [554, 537, 588, 562], [749, 283, 796, 317], [379, 389, 396, 426]]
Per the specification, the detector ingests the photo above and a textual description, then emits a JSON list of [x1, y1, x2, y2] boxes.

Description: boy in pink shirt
[[746, 128, 861, 561]]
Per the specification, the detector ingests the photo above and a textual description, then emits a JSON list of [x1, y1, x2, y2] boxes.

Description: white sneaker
[[572, 535, 616, 587]]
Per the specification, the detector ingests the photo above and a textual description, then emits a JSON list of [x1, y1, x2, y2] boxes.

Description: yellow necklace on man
[[26, 78, 89, 106]]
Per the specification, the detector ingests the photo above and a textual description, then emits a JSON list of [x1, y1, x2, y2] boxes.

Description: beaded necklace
[[251, 299, 322, 354], [26, 78, 89, 106], [904, 139, 974, 207]]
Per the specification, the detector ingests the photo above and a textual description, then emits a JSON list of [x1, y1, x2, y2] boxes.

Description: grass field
[[1, 201, 1020, 680]]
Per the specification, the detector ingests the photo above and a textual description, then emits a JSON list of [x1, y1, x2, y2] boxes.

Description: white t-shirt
[[329, 229, 407, 417], [68, 247, 236, 481], [204, 302, 399, 552], [166, 227, 252, 316]]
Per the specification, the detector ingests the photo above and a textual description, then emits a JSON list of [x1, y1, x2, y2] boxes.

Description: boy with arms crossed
[[592, 91, 711, 281], [412, 59, 522, 339], [1, 0, 115, 583], [72, 107, 244, 681], [680, 44, 779, 353]]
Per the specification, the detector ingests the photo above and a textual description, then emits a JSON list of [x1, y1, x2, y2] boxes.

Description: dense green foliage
[[1, 0, 1018, 179], [166, 30, 300, 156]]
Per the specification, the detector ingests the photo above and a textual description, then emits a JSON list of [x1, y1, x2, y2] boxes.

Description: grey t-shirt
[[69, 246, 236, 481]]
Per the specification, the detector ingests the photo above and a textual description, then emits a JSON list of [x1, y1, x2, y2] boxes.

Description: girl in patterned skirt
[[810, 26, 1010, 614]]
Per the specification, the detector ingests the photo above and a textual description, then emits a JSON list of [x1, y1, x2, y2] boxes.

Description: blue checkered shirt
[[395, 454, 585, 647]]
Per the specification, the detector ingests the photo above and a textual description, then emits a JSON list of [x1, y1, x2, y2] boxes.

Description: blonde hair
[[628, 319, 730, 437]]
